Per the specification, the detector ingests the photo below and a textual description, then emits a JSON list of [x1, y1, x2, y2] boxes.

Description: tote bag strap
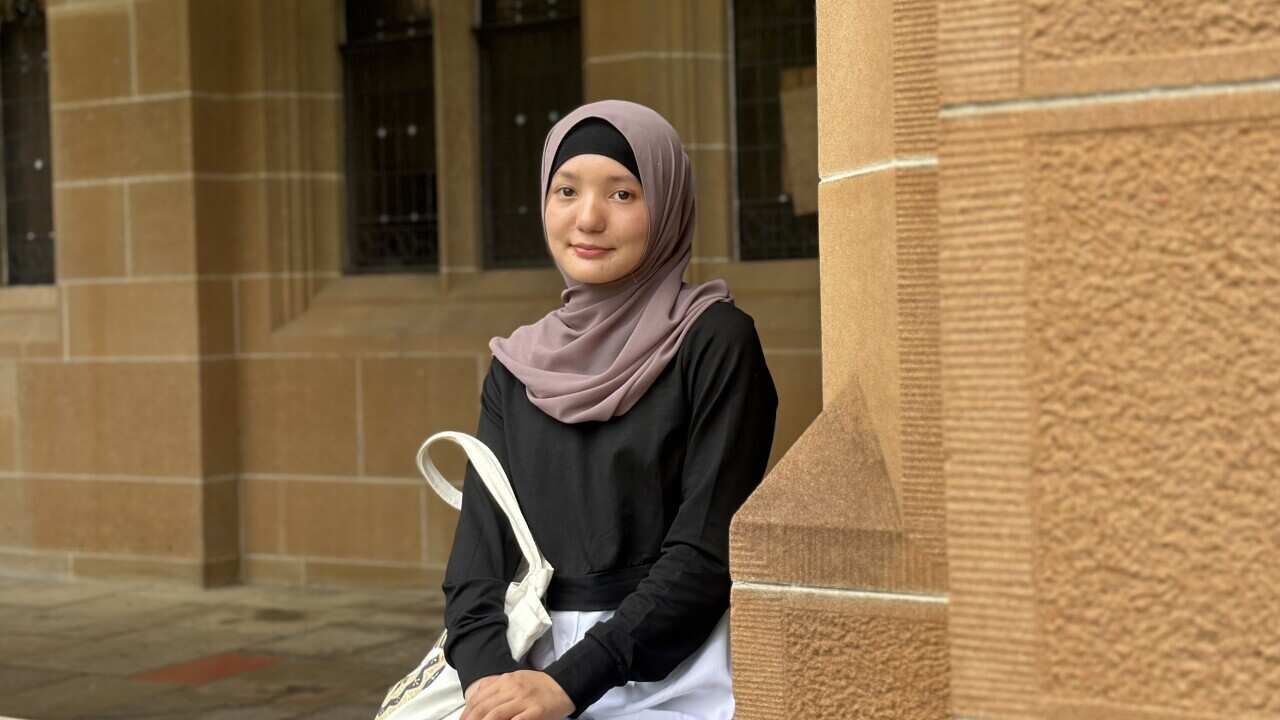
[[416, 431, 547, 578]]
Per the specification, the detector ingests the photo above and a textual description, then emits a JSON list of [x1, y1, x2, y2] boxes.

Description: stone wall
[[729, 0, 1280, 718]]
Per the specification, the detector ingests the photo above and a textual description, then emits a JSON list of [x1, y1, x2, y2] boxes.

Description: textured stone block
[[30, 479, 202, 556], [135, 0, 191, 93], [20, 362, 202, 477], [65, 281, 199, 357], [282, 480, 422, 564], [48, 1, 131, 102], [55, 185, 127, 279], [194, 178, 270, 274], [360, 356, 480, 479], [129, 179, 197, 276], [1027, 109, 1280, 716], [305, 559, 442, 591], [54, 100, 192, 180], [819, 0, 936, 173], [189, 0, 262, 93], [940, 83, 1280, 719], [731, 584, 949, 719], [236, 358, 358, 476], [193, 97, 266, 174], [942, 0, 1280, 103]]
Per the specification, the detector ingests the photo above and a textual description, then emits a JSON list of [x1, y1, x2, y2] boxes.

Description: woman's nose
[[575, 195, 607, 232]]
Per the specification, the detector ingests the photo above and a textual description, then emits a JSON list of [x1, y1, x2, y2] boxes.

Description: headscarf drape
[[488, 99, 733, 424]]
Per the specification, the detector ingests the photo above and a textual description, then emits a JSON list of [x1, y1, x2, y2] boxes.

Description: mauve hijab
[[488, 99, 734, 424]]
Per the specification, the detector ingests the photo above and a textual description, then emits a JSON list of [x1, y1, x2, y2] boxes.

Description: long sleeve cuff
[[447, 623, 522, 696], [543, 633, 624, 718]]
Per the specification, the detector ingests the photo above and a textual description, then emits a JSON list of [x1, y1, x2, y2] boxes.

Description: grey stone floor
[[0, 573, 444, 720]]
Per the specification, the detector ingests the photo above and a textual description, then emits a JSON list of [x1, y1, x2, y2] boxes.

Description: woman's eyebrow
[[553, 170, 638, 183]]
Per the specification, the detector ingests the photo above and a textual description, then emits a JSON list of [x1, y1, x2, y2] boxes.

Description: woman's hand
[[461, 670, 575, 720]]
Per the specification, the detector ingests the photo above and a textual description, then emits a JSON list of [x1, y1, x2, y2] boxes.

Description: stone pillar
[[34, 0, 237, 585], [939, 1, 1280, 717], [729, 1, 950, 717]]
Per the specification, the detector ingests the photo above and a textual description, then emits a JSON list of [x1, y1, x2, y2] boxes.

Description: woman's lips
[[572, 245, 612, 258]]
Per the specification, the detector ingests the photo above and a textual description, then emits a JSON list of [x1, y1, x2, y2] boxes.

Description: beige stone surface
[[30, 478, 202, 556], [202, 479, 240, 559], [199, 357, 239, 476], [48, 0, 132, 103], [55, 184, 128, 279], [20, 362, 202, 477], [189, 0, 263, 93], [0, 548, 69, 577], [69, 553, 230, 586], [237, 358, 358, 476], [943, 0, 1280, 102], [197, 279, 237, 356], [940, 43, 1280, 719], [194, 178, 270, 274], [1024, 0, 1280, 95], [53, 99, 193, 180], [305, 559, 443, 590], [938, 0, 1021, 105], [241, 477, 283, 555], [65, 281, 199, 357], [1026, 111, 1280, 715], [0, 361, 18, 471], [583, 0, 727, 56], [360, 356, 480, 479], [282, 479, 422, 564], [817, 0, 893, 172], [818, 167, 950, 564], [193, 97, 267, 175], [135, 0, 191, 93], [241, 554, 304, 585], [129, 179, 198, 275], [731, 585, 949, 719], [0, 477, 31, 546]]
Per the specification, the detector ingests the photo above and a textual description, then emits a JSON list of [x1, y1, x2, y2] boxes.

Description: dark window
[[477, 0, 582, 269], [732, 0, 817, 261], [0, 0, 55, 285], [341, 0, 438, 273]]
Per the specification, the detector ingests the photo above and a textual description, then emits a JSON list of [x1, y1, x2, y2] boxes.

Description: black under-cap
[[546, 117, 642, 191]]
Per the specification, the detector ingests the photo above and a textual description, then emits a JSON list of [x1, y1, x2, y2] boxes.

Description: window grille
[[341, 0, 438, 273], [0, 0, 54, 285], [732, 0, 818, 261], [477, 0, 582, 269]]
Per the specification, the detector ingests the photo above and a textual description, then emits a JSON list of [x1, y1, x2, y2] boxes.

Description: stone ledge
[[730, 375, 946, 593]]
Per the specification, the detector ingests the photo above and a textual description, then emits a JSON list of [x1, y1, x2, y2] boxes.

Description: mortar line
[[942, 75, 1280, 117], [735, 579, 949, 604]]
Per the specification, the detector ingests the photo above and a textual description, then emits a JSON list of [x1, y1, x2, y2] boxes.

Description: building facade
[[0, 0, 822, 588], [5, 0, 1279, 718]]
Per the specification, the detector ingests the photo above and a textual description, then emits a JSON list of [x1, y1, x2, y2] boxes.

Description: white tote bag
[[375, 430, 554, 720]]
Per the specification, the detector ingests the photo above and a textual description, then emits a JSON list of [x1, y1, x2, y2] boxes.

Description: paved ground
[[0, 573, 444, 720]]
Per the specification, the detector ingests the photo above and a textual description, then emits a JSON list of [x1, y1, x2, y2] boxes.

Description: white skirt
[[527, 608, 734, 720]]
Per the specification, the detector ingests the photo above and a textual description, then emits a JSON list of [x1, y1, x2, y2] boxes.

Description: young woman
[[443, 99, 778, 720]]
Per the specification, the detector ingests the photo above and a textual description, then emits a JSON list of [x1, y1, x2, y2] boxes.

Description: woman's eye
[[557, 187, 575, 197], [615, 190, 632, 201]]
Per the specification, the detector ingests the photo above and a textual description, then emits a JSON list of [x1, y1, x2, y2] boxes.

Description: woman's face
[[544, 153, 648, 285]]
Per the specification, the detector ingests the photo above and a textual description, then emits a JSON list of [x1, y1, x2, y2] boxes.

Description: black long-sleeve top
[[441, 299, 778, 717]]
